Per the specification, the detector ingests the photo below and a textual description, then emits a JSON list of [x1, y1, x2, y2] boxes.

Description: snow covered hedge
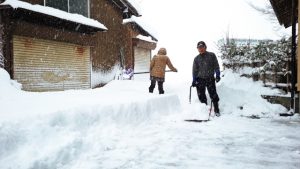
[[219, 37, 292, 74]]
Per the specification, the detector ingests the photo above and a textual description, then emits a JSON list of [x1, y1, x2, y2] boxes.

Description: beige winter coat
[[150, 48, 177, 78]]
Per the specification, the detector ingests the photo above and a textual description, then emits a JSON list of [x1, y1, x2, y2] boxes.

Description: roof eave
[[111, 0, 141, 18], [269, 0, 297, 28], [2, 6, 106, 34], [125, 22, 158, 42]]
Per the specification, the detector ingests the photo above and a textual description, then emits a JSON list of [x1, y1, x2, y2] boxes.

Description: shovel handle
[[189, 85, 192, 104]]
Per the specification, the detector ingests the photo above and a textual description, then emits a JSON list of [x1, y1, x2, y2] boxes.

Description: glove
[[192, 78, 199, 87], [215, 76, 220, 83], [192, 76, 199, 87], [215, 70, 221, 83], [192, 81, 197, 87]]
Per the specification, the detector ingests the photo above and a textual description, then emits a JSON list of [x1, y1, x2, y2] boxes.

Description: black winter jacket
[[192, 51, 220, 79]]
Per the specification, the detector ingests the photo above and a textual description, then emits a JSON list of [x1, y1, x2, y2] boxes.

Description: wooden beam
[[291, 0, 297, 110], [298, 0, 300, 92]]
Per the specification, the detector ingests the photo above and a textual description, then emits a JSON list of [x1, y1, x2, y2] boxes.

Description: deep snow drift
[[0, 68, 299, 169]]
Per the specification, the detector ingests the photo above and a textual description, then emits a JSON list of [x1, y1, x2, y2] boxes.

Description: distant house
[[0, 0, 146, 91], [123, 16, 157, 74], [269, 0, 298, 112]]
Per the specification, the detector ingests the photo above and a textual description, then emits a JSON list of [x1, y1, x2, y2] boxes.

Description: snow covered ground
[[0, 68, 300, 169]]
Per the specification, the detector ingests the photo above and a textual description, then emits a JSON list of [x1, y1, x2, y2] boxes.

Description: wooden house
[[123, 16, 157, 74], [0, 0, 143, 91], [269, 0, 299, 112]]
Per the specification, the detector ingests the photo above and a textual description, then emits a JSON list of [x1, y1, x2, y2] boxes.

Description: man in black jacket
[[192, 41, 221, 116]]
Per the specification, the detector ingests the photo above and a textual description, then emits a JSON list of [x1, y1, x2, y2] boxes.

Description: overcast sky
[[135, 0, 292, 73]]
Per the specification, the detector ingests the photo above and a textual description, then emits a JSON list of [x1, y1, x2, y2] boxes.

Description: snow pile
[[218, 69, 287, 117], [0, 68, 182, 168], [91, 65, 121, 88], [0, 68, 297, 169], [0, 68, 22, 96]]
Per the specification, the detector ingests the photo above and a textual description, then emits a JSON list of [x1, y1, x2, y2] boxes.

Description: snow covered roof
[[135, 35, 157, 43], [111, 0, 141, 18], [123, 16, 158, 41], [126, 0, 142, 15], [0, 0, 107, 31]]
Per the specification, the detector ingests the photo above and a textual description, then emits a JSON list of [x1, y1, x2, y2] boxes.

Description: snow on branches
[[218, 37, 292, 73]]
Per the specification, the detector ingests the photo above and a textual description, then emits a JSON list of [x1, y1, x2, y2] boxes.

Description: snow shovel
[[185, 85, 213, 123], [185, 101, 213, 123]]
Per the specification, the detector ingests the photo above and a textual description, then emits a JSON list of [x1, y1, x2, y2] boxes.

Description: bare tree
[[247, 1, 286, 32]]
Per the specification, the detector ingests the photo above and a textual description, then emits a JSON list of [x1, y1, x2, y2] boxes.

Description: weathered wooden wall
[[90, 0, 125, 71], [123, 23, 157, 70]]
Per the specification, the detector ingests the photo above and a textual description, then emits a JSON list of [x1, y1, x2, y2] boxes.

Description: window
[[46, 0, 68, 12], [45, 0, 89, 17], [69, 0, 88, 17]]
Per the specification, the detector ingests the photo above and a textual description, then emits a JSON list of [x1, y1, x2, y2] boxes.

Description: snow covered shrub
[[218, 37, 291, 74]]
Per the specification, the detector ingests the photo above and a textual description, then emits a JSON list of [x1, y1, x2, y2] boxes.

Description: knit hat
[[197, 41, 206, 48]]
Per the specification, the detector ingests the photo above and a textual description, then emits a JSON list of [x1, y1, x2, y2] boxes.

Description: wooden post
[[273, 65, 277, 87], [286, 59, 290, 93], [290, 0, 297, 110], [0, 20, 3, 68]]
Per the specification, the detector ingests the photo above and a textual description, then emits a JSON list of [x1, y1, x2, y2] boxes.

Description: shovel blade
[[184, 119, 210, 123]]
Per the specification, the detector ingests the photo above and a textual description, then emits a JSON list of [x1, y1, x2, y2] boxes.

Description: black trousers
[[149, 80, 164, 94], [196, 77, 219, 104]]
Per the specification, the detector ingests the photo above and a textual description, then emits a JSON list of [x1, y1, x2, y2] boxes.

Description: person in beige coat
[[149, 47, 178, 94]]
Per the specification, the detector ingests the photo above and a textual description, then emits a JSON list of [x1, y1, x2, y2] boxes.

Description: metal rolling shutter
[[13, 36, 91, 91], [134, 47, 151, 73]]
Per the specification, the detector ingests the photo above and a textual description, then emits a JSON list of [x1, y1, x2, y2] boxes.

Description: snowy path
[[132, 115, 300, 169], [0, 69, 300, 169], [2, 107, 299, 169]]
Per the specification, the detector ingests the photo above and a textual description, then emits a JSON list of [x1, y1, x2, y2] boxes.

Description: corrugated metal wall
[[134, 46, 150, 73], [13, 36, 91, 91]]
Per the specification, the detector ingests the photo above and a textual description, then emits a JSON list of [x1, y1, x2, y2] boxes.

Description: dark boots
[[213, 101, 220, 117]]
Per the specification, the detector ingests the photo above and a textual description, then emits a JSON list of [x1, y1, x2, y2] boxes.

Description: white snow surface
[[136, 34, 156, 43], [0, 68, 300, 169], [1, 0, 107, 30]]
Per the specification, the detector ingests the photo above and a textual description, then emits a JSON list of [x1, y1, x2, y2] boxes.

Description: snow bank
[[0, 68, 22, 96], [0, 68, 182, 168], [218, 69, 287, 117], [91, 65, 120, 88], [0, 67, 298, 169]]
